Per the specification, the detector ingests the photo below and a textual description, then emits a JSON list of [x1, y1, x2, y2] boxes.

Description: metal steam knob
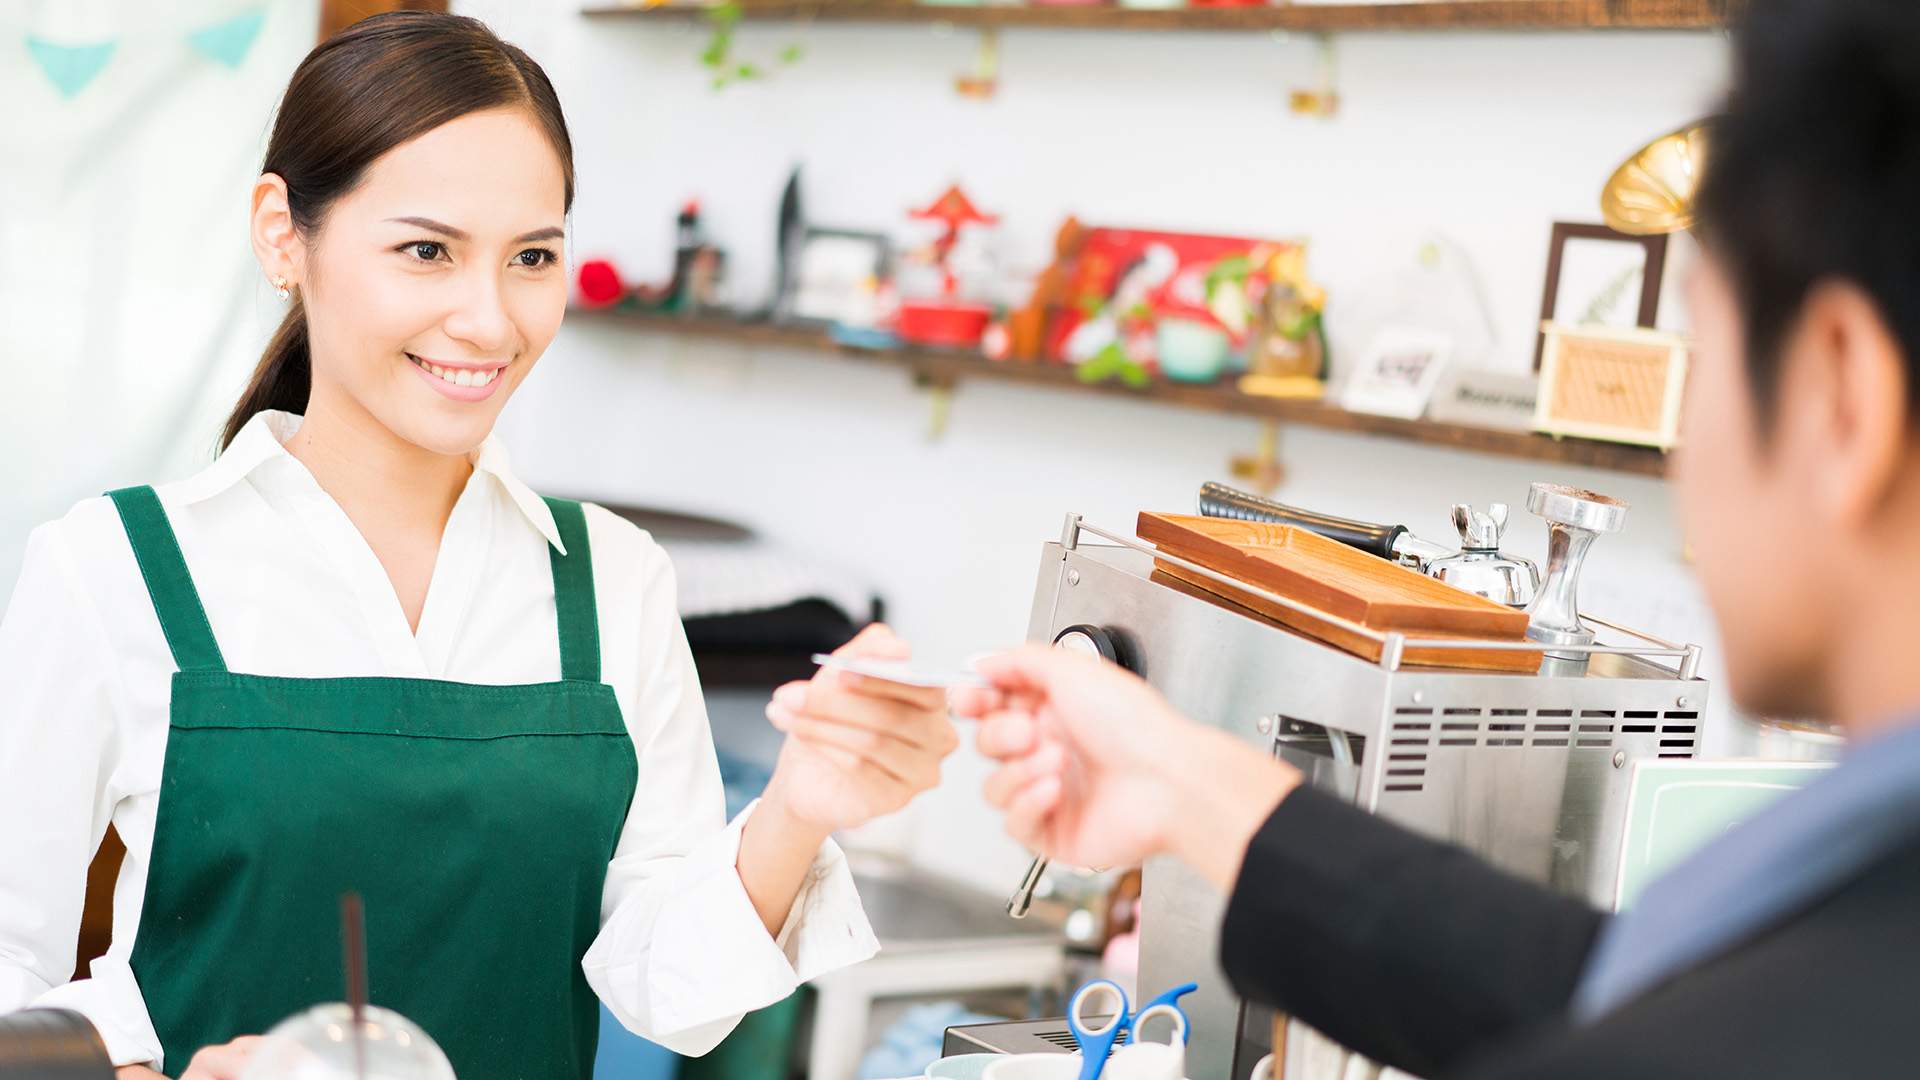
[[1426, 502, 1541, 608]]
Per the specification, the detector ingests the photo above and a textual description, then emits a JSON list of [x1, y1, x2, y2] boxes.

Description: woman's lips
[[407, 353, 506, 402]]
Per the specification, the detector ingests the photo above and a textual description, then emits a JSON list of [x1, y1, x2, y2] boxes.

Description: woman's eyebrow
[[385, 217, 563, 245], [387, 216, 469, 241]]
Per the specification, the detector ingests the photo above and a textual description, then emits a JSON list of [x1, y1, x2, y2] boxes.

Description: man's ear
[[250, 173, 305, 291], [1787, 281, 1909, 530]]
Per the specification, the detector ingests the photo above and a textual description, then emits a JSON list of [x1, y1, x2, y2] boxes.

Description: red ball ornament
[[576, 259, 626, 308]]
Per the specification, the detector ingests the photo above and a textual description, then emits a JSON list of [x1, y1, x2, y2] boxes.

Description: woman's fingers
[[837, 671, 947, 711], [775, 681, 958, 755], [833, 623, 911, 662], [786, 715, 938, 789], [182, 1037, 265, 1080]]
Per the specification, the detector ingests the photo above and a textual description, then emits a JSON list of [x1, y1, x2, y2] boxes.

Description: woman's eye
[[515, 248, 557, 269], [403, 241, 445, 262]]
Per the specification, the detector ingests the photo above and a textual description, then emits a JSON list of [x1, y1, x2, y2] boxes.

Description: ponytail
[[221, 296, 312, 450]]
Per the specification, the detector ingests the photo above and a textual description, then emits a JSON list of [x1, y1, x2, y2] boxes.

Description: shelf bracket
[[913, 372, 957, 441], [1230, 420, 1287, 492], [1288, 33, 1340, 119], [954, 27, 1000, 99]]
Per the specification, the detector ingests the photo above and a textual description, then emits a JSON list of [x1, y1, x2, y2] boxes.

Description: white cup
[[925, 1054, 1002, 1080], [1102, 1041, 1184, 1080], [981, 1053, 1085, 1080], [1249, 1053, 1277, 1080]]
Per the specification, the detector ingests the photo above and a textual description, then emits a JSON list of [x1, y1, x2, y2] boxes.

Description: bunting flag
[[24, 35, 117, 99], [20, 5, 272, 100], [187, 7, 267, 70]]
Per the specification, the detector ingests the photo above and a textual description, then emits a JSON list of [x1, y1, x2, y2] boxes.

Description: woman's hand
[[761, 624, 960, 833], [115, 1036, 265, 1080], [952, 645, 1300, 890], [736, 624, 959, 936]]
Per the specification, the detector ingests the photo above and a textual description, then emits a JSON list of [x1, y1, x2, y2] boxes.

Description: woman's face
[[268, 106, 569, 457]]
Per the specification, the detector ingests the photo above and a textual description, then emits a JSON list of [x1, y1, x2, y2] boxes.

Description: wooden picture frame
[[1534, 321, 1689, 449], [1533, 222, 1668, 370]]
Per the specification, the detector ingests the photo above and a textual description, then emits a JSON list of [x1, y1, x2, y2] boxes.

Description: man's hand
[[953, 645, 1300, 890]]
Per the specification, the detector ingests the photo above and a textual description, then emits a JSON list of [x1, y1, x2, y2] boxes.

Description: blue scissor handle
[[1068, 979, 1132, 1080], [1128, 982, 1198, 1045]]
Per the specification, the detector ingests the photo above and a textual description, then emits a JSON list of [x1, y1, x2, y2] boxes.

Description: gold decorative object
[[1600, 121, 1709, 236]]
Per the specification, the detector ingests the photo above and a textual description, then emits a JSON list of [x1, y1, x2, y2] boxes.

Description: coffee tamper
[[1525, 483, 1629, 661]]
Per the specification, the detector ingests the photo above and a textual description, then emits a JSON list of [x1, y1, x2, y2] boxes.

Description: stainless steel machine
[[955, 503, 1709, 1080]]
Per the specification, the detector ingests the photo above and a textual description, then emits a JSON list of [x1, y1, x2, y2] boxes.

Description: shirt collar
[[175, 410, 568, 556]]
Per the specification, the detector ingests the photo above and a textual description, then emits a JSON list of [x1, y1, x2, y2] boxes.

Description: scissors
[[1067, 979, 1199, 1080]]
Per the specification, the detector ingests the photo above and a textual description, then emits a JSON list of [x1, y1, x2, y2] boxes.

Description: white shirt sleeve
[[0, 524, 132, 1020], [582, 534, 878, 1058]]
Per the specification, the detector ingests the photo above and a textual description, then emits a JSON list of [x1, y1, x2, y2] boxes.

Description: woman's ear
[[250, 173, 304, 291]]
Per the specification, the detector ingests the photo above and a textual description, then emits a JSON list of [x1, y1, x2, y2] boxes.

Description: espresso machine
[[946, 483, 1708, 1080]]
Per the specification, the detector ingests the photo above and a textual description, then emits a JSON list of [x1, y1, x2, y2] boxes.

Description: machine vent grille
[[1044, 1027, 1117, 1056], [1379, 703, 1703, 787]]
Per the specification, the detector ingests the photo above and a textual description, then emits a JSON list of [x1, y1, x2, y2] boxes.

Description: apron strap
[[542, 497, 601, 684], [106, 486, 228, 673]]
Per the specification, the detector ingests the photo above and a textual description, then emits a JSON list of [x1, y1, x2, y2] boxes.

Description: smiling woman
[[0, 12, 958, 1080]]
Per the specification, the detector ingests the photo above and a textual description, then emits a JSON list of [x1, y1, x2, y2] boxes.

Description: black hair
[[1695, 0, 1920, 425]]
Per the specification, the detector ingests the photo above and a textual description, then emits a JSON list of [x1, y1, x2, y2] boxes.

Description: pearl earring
[[273, 275, 291, 301]]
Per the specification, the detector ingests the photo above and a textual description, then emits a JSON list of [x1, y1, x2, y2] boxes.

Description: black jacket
[[1220, 787, 1920, 1078]]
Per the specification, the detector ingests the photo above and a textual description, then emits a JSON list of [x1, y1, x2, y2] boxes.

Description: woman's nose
[[443, 270, 514, 353]]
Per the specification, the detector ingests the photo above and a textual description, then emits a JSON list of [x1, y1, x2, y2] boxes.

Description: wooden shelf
[[581, 1, 1733, 33], [574, 308, 1669, 476]]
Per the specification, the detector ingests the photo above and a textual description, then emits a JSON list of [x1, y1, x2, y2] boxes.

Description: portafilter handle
[[1525, 483, 1630, 660], [1007, 854, 1049, 919]]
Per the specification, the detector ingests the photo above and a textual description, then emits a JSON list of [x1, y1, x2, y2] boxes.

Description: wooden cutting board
[[1138, 512, 1541, 672]]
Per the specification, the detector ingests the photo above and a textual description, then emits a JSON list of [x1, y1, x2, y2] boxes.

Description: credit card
[[810, 653, 991, 689]]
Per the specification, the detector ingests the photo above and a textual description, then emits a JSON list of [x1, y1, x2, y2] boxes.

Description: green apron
[[107, 485, 639, 1080]]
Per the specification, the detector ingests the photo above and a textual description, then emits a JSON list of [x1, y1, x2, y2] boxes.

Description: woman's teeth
[[410, 355, 500, 388]]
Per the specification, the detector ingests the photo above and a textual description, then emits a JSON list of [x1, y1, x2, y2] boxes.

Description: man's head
[[1678, 0, 1920, 722]]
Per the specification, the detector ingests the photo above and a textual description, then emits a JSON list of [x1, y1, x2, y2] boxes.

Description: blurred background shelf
[[581, 1, 1735, 33], [572, 308, 1670, 477]]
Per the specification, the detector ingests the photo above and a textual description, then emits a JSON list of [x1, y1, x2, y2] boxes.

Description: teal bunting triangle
[[187, 7, 267, 70], [25, 36, 117, 99]]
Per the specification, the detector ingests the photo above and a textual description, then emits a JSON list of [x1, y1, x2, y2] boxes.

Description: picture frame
[[786, 228, 891, 325], [1533, 222, 1668, 370], [1534, 321, 1689, 449], [1340, 326, 1454, 420]]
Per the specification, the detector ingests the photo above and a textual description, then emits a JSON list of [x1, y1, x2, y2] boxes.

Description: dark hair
[[221, 11, 575, 450], [1695, 0, 1920, 426]]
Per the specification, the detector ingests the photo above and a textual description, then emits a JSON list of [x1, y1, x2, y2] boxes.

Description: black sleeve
[[1218, 786, 1607, 1078]]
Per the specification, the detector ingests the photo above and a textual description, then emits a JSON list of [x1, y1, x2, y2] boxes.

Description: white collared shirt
[[0, 411, 878, 1070]]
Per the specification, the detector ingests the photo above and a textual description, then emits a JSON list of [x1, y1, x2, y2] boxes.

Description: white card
[[810, 653, 990, 689]]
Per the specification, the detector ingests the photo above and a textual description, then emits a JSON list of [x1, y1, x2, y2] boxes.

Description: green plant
[[698, 2, 806, 89], [1076, 341, 1151, 389]]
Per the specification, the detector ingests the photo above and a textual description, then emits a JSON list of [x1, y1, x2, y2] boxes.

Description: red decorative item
[[898, 300, 993, 348], [909, 184, 999, 297], [575, 259, 626, 309], [898, 183, 1000, 349]]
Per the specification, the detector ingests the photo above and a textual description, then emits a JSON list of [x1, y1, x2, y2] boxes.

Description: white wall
[[460, 0, 1736, 893]]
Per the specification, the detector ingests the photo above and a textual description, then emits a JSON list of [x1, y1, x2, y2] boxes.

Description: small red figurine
[[897, 183, 1000, 349]]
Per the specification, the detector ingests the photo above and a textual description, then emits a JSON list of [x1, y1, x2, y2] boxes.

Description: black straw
[[341, 892, 367, 1080]]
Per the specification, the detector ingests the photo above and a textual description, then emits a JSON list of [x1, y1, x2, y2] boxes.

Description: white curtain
[[0, 0, 318, 605]]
